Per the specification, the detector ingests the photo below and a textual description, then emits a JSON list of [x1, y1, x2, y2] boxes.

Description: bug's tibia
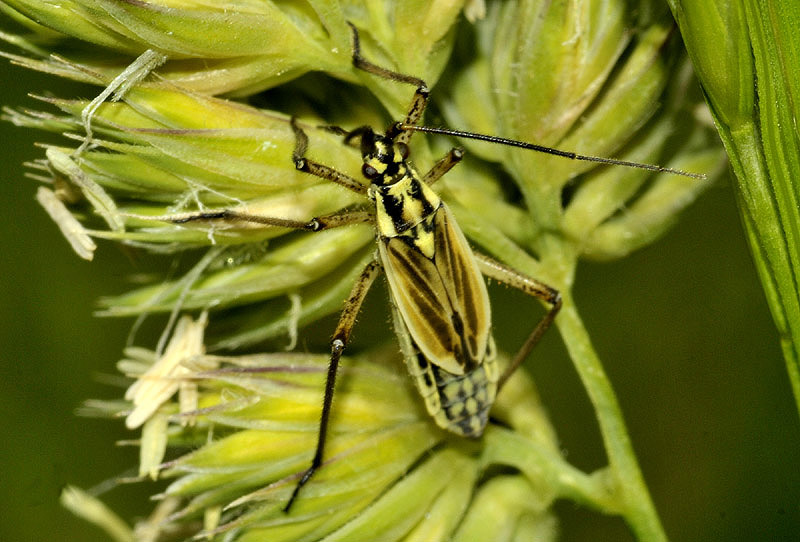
[[170, 209, 232, 223]]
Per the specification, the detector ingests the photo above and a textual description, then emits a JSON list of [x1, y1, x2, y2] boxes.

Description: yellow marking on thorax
[[372, 173, 441, 242], [374, 197, 396, 237]]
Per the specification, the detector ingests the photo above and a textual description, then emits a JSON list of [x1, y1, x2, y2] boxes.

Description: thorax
[[369, 169, 442, 257]]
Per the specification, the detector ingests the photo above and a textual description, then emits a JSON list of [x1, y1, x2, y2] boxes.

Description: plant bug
[[173, 22, 705, 512]]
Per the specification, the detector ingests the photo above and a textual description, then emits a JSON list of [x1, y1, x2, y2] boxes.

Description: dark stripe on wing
[[432, 206, 490, 366]]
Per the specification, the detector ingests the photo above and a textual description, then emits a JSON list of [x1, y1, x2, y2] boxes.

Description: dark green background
[[1, 41, 798, 542]]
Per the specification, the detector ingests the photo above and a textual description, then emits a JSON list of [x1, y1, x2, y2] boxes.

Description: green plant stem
[[481, 426, 621, 513], [505, 228, 667, 540], [556, 290, 668, 542]]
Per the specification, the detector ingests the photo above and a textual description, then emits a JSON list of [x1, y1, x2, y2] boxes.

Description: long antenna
[[399, 124, 706, 180]]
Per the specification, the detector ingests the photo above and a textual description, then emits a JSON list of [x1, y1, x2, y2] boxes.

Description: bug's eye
[[396, 142, 410, 160], [362, 163, 380, 179]]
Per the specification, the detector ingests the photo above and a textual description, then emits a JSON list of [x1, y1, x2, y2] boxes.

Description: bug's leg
[[347, 22, 429, 144], [291, 117, 367, 195], [316, 124, 349, 137], [284, 259, 382, 512], [165, 118, 372, 231], [393, 85, 430, 145], [474, 253, 562, 390], [421, 148, 465, 186], [169, 209, 373, 232], [305, 210, 373, 230]]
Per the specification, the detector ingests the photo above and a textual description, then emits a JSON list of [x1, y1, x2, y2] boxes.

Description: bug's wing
[[379, 203, 491, 375]]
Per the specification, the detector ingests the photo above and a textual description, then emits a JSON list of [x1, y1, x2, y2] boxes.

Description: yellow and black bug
[[175, 23, 704, 511]]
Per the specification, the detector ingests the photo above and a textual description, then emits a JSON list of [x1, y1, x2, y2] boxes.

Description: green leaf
[[670, 0, 800, 418]]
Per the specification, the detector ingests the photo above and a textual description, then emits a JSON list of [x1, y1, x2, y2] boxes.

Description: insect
[[174, 23, 704, 512]]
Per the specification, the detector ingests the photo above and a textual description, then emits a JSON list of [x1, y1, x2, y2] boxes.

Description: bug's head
[[346, 126, 410, 186]]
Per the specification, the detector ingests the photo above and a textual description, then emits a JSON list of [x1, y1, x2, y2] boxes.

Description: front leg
[[347, 22, 430, 146]]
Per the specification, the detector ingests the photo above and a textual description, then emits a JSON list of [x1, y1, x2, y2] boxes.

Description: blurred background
[[1, 33, 798, 542]]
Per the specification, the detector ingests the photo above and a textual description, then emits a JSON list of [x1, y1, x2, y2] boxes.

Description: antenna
[[399, 124, 707, 180]]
